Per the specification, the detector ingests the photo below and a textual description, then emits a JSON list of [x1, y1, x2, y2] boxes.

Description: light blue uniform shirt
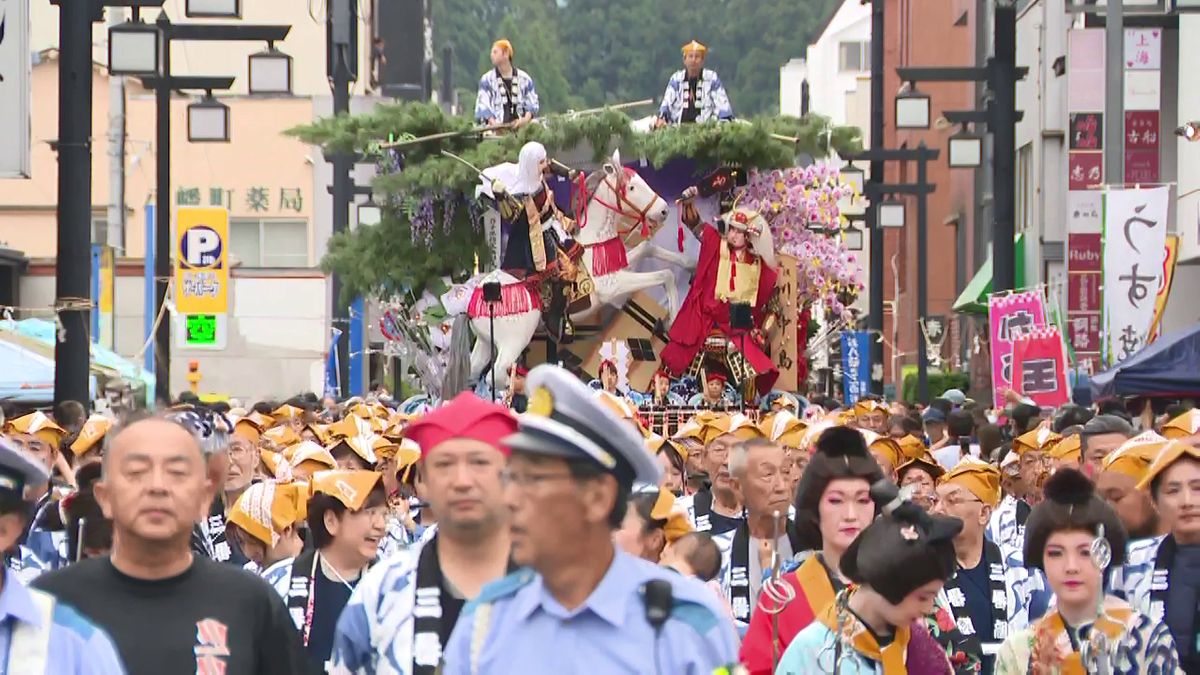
[[442, 549, 738, 675], [0, 573, 125, 674]]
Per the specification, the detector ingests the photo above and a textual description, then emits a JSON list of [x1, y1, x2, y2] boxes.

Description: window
[[627, 338, 656, 362], [838, 41, 870, 73], [1016, 143, 1033, 232], [91, 218, 108, 245], [230, 218, 309, 267]]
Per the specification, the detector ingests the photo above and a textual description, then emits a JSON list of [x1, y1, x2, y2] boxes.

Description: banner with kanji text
[[841, 331, 870, 407], [988, 291, 1049, 409], [1012, 326, 1071, 407], [1102, 187, 1170, 366]]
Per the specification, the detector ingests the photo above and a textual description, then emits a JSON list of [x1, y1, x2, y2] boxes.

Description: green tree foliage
[[434, 0, 840, 117], [288, 102, 861, 301]]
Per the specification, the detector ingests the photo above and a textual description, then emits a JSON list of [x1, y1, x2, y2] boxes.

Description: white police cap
[[0, 436, 50, 499], [505, 365, 662, 487]]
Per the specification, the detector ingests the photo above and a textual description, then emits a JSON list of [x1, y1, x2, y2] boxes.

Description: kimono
[[657, 68, 734, 124], [10, 493, 68, 582], [711, 517, 803, 631], [1110, 534, 1200, 673], [933, 540, 1030, 673], [776, 591, 953, 674], [994, 596, 1181, 674], [474, 68, 539, 124], [331, 534, 519, 675], [986, 495, 1051, 625], [739, 552, 843, 675]]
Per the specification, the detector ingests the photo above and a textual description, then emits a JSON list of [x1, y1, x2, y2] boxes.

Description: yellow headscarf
[[227, 481, 308, 548], [1136, 439, 1200, 490], [1163, 409, 1200, 440], [938, 456, 1002, 507], [1103, 431, 1167, 483]]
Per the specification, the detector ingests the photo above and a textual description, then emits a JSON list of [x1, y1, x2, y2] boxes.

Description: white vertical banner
[[0, 0, 31, 178], [1102, 187, 1170, 365]]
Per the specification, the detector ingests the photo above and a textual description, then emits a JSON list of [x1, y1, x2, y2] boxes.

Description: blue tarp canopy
[[0, 340, 97, 404], [0, 340, 57, 404], [1090, 323, 1200, 400]]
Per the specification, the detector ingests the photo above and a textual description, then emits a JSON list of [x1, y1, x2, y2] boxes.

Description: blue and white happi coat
[[985, 494, 1052, 626], [474, 68, 540, 124], [1109, 535, 1168, 621], [329, 539, 428, 675], [657, 69, 734, 124], [9, 497, 68, 583]]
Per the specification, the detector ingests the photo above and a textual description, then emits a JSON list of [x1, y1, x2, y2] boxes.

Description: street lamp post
[[895, 2, 1024, 294], [50, 0, 167, 410], [112, 13, 291, 404], [867, 0, 886, 396], [846, 145, 939, 404]]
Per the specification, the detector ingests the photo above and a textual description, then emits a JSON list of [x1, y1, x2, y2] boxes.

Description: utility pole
[[868, 0, 886, 395], [154, 12, 172, 405], [991, 2, 1018, 293], [51, 0, 98, 409], [328, 0, 356, 397]]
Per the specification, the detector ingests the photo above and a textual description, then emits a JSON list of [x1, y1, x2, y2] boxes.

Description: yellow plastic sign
[[174, 207, 229, 315]]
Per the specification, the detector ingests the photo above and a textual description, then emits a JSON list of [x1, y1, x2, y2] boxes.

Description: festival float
[[289, 102, 865, 428]]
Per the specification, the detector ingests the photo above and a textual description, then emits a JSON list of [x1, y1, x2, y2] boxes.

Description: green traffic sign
[[185, 314, 218, 346]]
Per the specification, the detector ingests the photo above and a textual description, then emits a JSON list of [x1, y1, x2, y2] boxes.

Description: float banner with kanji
[[1102, 187, 1169, 366], [1012, 326, 1071, 407], [988, 290, 1049, 409], [841, 330, 871, 406]]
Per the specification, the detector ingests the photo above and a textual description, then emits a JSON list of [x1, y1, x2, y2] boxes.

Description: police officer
[[0, 437, 126, 673], [442, 365, 739, 674]]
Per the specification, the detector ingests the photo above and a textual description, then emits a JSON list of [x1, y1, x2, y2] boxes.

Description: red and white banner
[[1013, 326, 1071, 408], [988, 290, 1049, 409]]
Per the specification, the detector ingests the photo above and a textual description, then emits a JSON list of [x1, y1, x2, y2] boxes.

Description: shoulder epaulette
[[668, 598, 720, 635], [463, 568, 536, 614]]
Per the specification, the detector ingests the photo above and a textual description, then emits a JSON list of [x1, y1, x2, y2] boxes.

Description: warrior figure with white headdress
[[492, 141, 589, 342], [654, 40, 734, 127]]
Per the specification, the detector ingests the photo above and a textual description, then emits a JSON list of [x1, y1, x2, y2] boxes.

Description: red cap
[[706, 372, 727, 384], [599, 359, 617, 373], [653, 368, 672, 381], [513, 364, 529, 377], [404, 392, 517, 457]]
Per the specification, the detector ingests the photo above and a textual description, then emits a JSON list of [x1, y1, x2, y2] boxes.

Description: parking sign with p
[[175, 208, 229, 349]]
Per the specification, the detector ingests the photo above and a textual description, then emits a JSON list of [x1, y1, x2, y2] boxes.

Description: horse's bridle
[[577, 166, 660, 236]]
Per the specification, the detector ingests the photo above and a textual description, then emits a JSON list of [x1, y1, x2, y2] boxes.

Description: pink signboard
[[988, 291, 1049, 409], [1067, 233, 1102, 272]]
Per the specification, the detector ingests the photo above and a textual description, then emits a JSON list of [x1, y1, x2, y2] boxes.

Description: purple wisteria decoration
[[739, 165, 865, 317]]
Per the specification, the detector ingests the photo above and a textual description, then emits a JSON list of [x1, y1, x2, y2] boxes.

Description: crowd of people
[[0, 370, 1197, 673]]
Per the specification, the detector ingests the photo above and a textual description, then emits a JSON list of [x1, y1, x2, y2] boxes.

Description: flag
[[988, 290, 1049, 408], [325, 328, 343, 398], [1102, 187, 1170, 365], [1012, 326, 1070, 407], [841, 331, 871, 406]]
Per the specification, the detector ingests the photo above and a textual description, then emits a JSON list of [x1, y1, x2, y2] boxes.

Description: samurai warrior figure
[[493, 142, 590, 342]]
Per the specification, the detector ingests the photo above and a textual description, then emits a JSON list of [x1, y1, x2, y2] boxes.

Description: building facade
[[0, 1, 409, 402]]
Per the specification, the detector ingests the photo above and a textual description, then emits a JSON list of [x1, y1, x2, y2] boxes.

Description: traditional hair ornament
[[1090, 523, 1112, 572]]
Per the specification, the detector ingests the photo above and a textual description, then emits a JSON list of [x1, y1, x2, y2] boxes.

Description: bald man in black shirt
[[34, 415, 308, 675]]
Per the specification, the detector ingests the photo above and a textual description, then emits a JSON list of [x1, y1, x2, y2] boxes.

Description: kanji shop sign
[[988, 290, 1049, 409], [175, 184, 306, 216], [174, 207, 229, 350], [1013, 326, 1071, 408], [1102, 187, 1169, 366]]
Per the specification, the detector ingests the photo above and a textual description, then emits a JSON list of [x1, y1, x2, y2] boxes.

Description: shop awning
[[952, 234, 1027, 315]]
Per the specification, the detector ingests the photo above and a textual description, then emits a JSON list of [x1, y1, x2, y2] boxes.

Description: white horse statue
[[441, 149, 692, 391]]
